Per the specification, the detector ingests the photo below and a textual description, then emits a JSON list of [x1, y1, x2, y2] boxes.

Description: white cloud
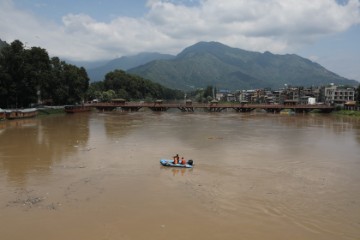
[[146, 0, 360, 49], [308, 55, 320, 62], [0, 0, 359, 61]]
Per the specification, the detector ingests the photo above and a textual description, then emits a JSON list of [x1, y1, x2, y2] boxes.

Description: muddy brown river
[[0, 111, 359, 240]]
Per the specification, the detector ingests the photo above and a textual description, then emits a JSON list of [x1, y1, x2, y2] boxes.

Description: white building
[[308, 97, 316, 105]]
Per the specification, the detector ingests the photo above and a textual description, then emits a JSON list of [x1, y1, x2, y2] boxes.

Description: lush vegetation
[[186, 85, 216, 103], [86, 70, 184, 102], [37, 108, 65, 115], [128, 41, 358, 91], [334, 110, 360, 117], [0, 40, 89, 108], [0, 39, 184, 108]]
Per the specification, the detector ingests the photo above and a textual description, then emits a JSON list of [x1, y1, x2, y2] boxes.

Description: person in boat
[[173, 154, 179, 164], [181, 157, 186, 165]]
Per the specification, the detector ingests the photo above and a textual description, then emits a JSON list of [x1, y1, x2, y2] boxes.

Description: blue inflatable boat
[[160, 159, 194, 168]]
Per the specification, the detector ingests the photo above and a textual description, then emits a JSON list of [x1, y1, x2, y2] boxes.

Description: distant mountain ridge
[[127, 41, 358, 90], [84, 41, 358, 90], [87, 52, 174, 81]]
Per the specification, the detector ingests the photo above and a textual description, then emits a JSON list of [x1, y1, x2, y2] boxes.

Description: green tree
[[62, 64, 89, 104], [0, 64, 12, 108], [0, 41, 52, 107], [101, 90, 116, 102], [103, 70, 183, 101], [44, 57, 89, 105], [0, 40, 89, 107], [202, 85, 214, 102], [0, 40, 24, 107], [117, 89, 129, 99], [46, 57, 66, 104], [86, 81, 104, 101], [1, 39, 183, 107], [22, 46, 52, 105]]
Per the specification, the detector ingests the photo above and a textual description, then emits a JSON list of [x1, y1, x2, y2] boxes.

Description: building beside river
[[323, 85, 356, 105], [221, 84, 357, 107]]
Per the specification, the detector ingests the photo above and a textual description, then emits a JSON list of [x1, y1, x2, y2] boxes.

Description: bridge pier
[[207, 107, 226, 112], [149, 107, 169, 112], [265, 108, 282, 114], [178, 107, 194, 112], [234, 108, 255, 112], [119, 107, 142, 112], [319, 108, 334, 113], [294, 108, 310, 114], [96, 106, 116, 112], [90, 103, 335, 113]]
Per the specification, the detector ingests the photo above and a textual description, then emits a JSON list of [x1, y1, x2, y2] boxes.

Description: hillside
[[128, 42, 358, 90], [87, 52, 174, 81]]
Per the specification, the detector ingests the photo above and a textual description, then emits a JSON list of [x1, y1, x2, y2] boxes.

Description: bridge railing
[[90, 102, 334, 110]]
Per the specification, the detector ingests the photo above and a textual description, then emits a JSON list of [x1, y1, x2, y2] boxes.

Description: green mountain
[[128, 41, 358, 90], [87, 52, 174, 81]]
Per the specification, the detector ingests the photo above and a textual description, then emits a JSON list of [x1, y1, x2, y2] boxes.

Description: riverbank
[[334, 110, 360, 117], [37, 107, 65, 116], [6, 107, 359, 118], [36, 108, 360, 117]]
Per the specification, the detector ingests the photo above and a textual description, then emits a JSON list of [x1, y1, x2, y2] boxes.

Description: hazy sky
[[1, 0, 359, 81]]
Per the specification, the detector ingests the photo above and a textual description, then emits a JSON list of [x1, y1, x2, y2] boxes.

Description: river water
[[0, 111, 359, 240]]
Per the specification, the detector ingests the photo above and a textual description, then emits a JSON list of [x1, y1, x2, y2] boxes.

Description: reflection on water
[[0, 113, 90, 185], [160, 166, 192, 177], [0, 112, 359, 240], [102, 111, 145, 140]]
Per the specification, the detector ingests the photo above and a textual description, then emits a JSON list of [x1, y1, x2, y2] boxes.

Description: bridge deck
[[90, 102, 334, 113]]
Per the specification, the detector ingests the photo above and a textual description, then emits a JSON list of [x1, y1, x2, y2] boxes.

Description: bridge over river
[[90, 102, 334, 113]]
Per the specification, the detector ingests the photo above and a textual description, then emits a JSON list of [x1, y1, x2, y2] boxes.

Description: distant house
[[215, 92, 223, 101], [284, 87, 301, 102], [284, 100, 298, 106], [215, 89, 231, 101], [238, 90, 256, 103], [323, 85, 355, 105], [296, 96, 316, 105], [308, 97, 316, 105], [226, 93, 236, 102], [263, 90, 275, 104], [272, 90, 284, 104]]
